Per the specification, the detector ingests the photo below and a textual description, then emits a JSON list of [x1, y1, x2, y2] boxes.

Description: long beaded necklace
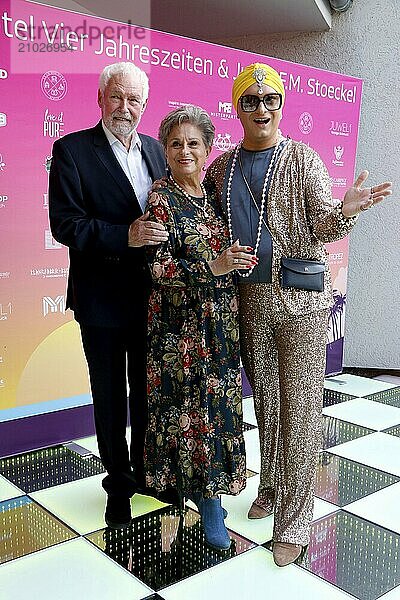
[[169, 177, 208, 215], [226, 139, 283, 278]]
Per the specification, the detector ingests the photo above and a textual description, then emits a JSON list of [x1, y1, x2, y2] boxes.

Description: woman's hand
[[342, 170, 392, 217], [208, 239, 258, 276], [148, 177, 168, 196]]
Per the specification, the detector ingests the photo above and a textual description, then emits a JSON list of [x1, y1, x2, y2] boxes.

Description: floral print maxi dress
[[144, 182, 246, 502]]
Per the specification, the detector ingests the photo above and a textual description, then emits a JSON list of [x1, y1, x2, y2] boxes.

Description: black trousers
[[80, 306, 148, 498]]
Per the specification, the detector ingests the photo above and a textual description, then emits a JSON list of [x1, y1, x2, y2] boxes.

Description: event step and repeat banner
[[0, 0, 362, 426]]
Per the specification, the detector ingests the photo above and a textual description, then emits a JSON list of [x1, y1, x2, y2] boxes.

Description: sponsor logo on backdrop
[[298, 112, 313, 135], [329, 252, 344, 263], [45, 229, 62, 249], [218, 101, 232, 114], [330, 121, 352, 137], [0, 69, 8, 80], [0, 113, 7, 127], [331, 177, 348, 188], [210, 101, 236, 121], [0, 302, 12, 321], [44, 156, 52, 173], [41, 71, 67, 101], [31, 267, 68, 278], [332, 146, 344, 167], [0, 153, 6, 171], [43, 295, 65, 316], [168, 100, 186, 109], [213, 133, 235, 152], [0, 195, 9, 208], [0, 272, 11, 279], [43, 193, 49, 208], [43, 109, 64, 138]]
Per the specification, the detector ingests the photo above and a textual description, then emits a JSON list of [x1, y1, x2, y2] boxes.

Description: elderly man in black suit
[[49, 62, 167, 528]]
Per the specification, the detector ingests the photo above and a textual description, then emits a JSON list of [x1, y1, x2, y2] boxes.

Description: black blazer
[[49, 121, 166, 327]]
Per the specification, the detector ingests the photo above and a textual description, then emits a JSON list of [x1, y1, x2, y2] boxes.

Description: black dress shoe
[[105, 495, 132, 529]]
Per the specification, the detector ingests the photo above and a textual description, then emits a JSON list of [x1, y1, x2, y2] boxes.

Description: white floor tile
[[313, 498, 339, 521], [74, 427, 131, 457], [0, 538, 152, 599], [221, 474, 273, 544], [0, 475, 23, 502], [324, 374, 397, 397], [30, 474, 167, 535], [328, 432, 400, 477], [323, 397, 400, 431], [345, 481, 400, 535], [380, 586, 400, 599], [73, 434, 100, 456], [244, 428, 260, 473], [162, 546, 352, 600], [219, 480, 338, 545], [243, 396, 257, 426]]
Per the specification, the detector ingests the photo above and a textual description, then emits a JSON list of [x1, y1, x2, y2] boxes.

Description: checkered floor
[[1, 374, 400, 600]]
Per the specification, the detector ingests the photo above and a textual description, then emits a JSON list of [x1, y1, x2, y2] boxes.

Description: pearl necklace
[[226, 139, 282, 278], [170, 177, 208, 215]]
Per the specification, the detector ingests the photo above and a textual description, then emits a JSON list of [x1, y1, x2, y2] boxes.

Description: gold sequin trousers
[[239, 283, 329, 545]]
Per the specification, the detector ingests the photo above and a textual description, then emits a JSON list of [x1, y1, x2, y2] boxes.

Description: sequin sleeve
[[305, 149, 358, 243], [145, 191, 215, 287]]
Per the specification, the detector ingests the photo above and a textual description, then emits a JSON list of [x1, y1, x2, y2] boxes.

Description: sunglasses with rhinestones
[[239, 93, 283, 112]]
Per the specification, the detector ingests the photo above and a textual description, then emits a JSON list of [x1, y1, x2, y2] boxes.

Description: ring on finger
[[233, 258, 239, 264]]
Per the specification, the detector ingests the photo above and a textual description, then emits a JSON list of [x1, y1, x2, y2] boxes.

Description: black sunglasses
[[239, 93, 282, 113]]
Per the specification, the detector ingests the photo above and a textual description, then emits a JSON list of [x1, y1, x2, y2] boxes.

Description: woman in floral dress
[[144, 105, 255, 550]]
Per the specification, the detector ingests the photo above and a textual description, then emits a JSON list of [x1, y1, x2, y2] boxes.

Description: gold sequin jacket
[[205, 139, 358, 316]]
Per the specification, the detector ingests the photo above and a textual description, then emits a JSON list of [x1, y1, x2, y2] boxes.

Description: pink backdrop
[[0, 0, 362, 423]]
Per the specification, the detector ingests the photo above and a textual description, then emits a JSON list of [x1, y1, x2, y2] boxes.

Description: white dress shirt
[[102, 121, 152, 212]]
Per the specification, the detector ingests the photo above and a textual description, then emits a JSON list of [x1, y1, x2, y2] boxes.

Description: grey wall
[[215, 0, 399, 369]]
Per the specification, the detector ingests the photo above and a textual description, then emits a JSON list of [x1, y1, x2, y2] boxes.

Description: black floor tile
[[246, 468, 258, 478], [0, 445, 105, 493], [0, 495, 77, 564], [243, 422, 257, 432], [383, 424, 400, 438], [315, 452, 400, 506], [86, 506, 256, 591], [323, 388, 357, 407], [322, 416, 374, 449], [296, 511, 400, 600], [365, 387, 400, 409]]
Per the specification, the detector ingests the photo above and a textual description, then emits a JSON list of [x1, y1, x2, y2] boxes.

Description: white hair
[[98, 62, 149, 101]]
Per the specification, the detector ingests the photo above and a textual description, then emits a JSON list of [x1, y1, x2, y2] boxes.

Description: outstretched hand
[[128, 212, 169, 247], [208, 239, 258, 276], [342, 170, 392, 217]]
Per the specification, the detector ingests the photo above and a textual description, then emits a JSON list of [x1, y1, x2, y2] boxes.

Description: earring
[[202, 165, 206, 171], [165, 164, 171, 177]]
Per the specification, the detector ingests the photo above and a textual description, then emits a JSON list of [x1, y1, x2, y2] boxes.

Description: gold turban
[[232, 63, 285, 111]]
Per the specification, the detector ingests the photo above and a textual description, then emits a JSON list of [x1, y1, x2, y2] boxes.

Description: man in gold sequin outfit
[[205, 63, 392, 567]]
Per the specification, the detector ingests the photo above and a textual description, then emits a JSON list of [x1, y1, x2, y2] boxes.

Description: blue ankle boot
[[199, 497, 231, 551], [188, 492, 228, 519]]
